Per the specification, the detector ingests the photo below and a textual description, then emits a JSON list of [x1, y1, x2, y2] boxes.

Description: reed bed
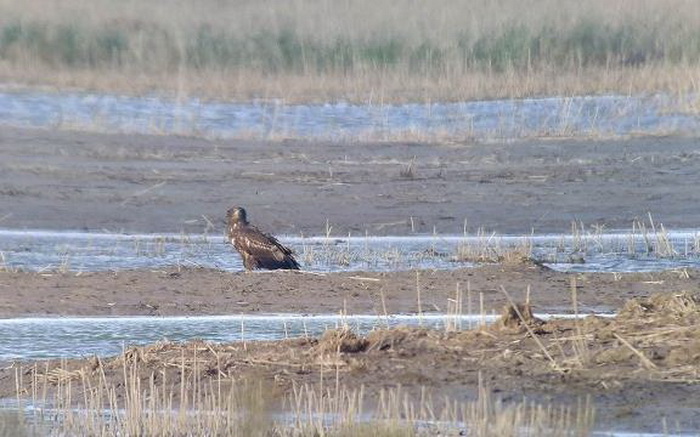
[[1, 0, 700, 102], [9, 374, 597, 436], [11, 341, 597, 436]]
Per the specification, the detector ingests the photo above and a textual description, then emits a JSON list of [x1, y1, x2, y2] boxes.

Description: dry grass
[[0, 251, 19, 273], [455, 226, 534, 264], [399, 156, 417, 180], [8, 290, 700, 434], [630, 213, 679, 258], [12, 349, 597, 436], [1, 0, 700, 102]]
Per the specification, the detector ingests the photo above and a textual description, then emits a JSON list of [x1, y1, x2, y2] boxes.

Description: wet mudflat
[[1, 126, 699, 235], [0, 263, 697, 318], [1, 126, 700, 434]]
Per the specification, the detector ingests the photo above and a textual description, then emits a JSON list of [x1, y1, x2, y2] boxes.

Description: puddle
[[1, 228, 699, 273], [0, 313, 611, 361], [0, 90, 698, 140]]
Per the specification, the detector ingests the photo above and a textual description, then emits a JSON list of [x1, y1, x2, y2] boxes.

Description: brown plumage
[[226, 206, 300, 271]]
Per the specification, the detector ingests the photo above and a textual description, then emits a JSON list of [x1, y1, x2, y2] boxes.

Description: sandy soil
[[1, 126, 700, 433]]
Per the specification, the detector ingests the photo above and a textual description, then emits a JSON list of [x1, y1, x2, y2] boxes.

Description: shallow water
[[0, 400, 691, 437], [1, 228, 699, 273], [1, 90, 698, 140], [0, 313, 609, 361]]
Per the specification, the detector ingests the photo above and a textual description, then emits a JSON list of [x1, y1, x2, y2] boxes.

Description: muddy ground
[[0, 263, 697, 318], [1, 126, 700, 433], [1, 127, 699, 235]]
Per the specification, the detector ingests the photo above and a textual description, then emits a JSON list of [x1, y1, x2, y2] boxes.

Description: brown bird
[[226, 206, 300, 271]]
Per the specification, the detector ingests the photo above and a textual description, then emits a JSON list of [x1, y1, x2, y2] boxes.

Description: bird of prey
[[226, 206, 300, 270]]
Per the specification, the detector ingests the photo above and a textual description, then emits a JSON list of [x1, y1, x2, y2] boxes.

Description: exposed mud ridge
[[3, 292, 700, 433], [3, 264, 700, 318]]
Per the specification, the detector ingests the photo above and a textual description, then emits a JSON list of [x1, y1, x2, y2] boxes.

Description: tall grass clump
[[1, 0, 700, 102]]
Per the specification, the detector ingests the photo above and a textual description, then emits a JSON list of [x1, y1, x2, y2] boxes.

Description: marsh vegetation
[[4, 291, 699, 435], [1, 0, 700, 102]]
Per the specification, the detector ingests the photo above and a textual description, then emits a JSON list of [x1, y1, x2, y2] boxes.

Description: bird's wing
[[237, 226, 294, 262]]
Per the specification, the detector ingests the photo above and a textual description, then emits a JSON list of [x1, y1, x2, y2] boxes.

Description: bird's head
[[227, 206, 248, 226]]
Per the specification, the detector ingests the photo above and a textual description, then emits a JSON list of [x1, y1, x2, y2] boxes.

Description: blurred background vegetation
[[1, 0, 699, 102]]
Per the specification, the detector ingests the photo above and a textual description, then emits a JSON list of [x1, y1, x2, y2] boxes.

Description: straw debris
[[495, 302, 544, 332], [618, 291, 700, 322], [314, 328, 369, 355]]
